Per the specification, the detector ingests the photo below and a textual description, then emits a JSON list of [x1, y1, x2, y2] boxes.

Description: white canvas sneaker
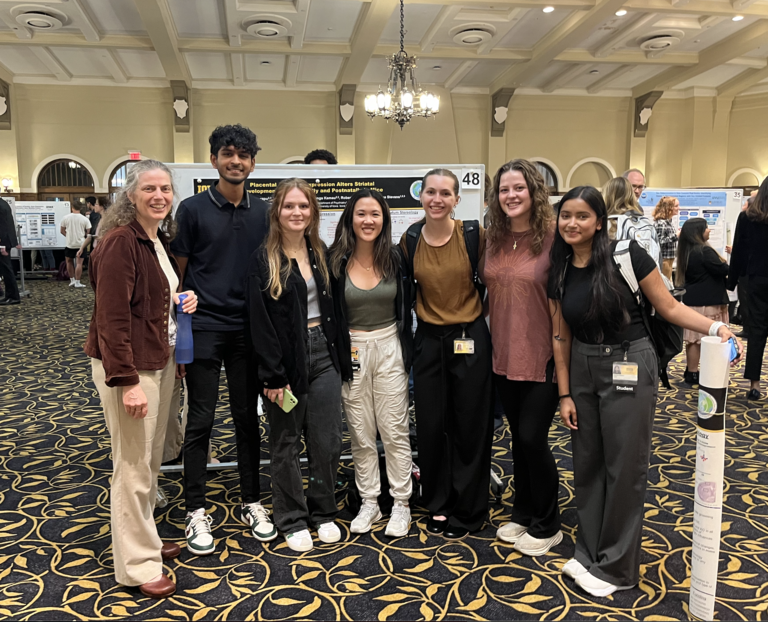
[[350, 501, 382, 534], [241, 502, 278, 542], [285, 529, 313, 552], [185, 508, 215, 556], [317, 522, 341, 544], [385, 502, 411, 537], [575, 571, 635, 597]]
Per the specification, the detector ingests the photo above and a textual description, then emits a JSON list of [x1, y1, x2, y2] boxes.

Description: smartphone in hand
[[729, 338, 738, 362], [281, 388, 299, 413]]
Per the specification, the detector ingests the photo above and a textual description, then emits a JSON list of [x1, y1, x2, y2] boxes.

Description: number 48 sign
[[461, 169, 483, 190]]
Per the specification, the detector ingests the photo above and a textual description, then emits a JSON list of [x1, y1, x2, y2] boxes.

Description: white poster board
[[167, 163, 485, 245], [638, 189, 743, 256], [13, 201, 72, 249]]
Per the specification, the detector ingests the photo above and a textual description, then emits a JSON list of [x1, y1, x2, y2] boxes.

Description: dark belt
[[573, 336, 651, 357]]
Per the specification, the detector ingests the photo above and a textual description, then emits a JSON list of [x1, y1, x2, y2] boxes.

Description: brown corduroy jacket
[[84, 219, 180, 387]]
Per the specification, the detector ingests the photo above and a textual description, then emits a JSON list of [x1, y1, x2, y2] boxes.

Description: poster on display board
[[168, 164, 485, 245], [638, 189, 743, 256], [12, 201, 72, 250]]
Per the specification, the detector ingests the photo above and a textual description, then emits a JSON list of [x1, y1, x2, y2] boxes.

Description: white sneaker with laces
[[185, 508, 215, 555], [562, 558, 589, 579], [575, 571, 635, 597], [69, 279, 76, 287], [241, 502, 278, 542], [385, 502, 411, 537], [285, 529, 313, 552], [350, 501, 382, 534], [317, 522, 341, 543], [496, 521, 527, 544], [513, 530, 563, 556]]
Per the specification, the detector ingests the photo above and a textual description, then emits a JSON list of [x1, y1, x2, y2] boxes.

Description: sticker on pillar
[[697, 480, 717, 503], [698, 390, 716, 419]]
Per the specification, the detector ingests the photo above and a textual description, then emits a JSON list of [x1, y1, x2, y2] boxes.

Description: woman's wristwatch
[[708, 321, 726, 337], [559, 393, 571, 400]]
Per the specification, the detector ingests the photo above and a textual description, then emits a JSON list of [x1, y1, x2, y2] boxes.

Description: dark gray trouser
[[737, 276, 750, 334], [265, 326, 342, 534], [570, 337, 658, 587]]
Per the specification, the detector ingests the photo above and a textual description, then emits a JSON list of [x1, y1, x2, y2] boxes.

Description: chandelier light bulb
[[401, 90, 414, 109], [420, 92, 430, 110], [431, 95, 440, 113], [376, 91, 386, 110], [364, 94, 377, 113]]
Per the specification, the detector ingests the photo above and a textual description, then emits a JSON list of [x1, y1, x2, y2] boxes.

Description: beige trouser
[[342, 323, 413, 503], [92, 354, 176, 586]]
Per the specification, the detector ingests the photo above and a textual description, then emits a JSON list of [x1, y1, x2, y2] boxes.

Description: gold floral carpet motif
[[1, 281, 767, 621]]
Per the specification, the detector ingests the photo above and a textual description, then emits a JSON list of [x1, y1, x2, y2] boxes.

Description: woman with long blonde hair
[[603, 176, 640, 239], [247, 178, 350, 552]]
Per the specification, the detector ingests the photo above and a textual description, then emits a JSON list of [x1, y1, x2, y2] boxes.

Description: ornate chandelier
[[363, 0, 439, 129]]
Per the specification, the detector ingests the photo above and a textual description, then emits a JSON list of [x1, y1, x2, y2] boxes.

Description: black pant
[[738, 276, 750, 333], [493, 360, 560, 538], [264, 326, 342, 534], [0, 253, 19, 301], [745, 275, 768, 381], [183, 329, 261, 511], [413, 316, 493, 532]]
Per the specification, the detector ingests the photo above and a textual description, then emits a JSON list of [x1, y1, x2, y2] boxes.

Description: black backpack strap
[[404, 221, 425, 282], [462, 219, 486, 297]]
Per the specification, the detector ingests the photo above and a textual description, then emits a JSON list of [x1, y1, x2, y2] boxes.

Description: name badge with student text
[[351, 346, 360, 371], [454, 339, 475, 354], [612, 362, 638, 393]]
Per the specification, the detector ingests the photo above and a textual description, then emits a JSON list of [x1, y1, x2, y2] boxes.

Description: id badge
[[612, 362, 638, 393], [454, 339, 475, 354], [351, 346, 361, 371]]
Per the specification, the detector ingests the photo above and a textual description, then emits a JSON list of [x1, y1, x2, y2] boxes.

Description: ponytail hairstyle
[[264, 178, 330, 300], [548, 185, 629, 342], [421, 168, 460, 197]]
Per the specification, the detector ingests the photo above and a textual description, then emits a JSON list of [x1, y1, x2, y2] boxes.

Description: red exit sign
[[129, 151, 141, 160]]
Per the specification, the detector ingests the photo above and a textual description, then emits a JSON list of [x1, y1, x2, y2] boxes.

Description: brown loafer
[[139, 573, 175, 599], [161, 541, 181, 561]]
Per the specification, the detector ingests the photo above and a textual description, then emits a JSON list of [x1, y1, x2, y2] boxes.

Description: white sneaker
[[241, 502, 278, 542], [68, 279, 76, 287], [562, 558, 589, 579], [513, 530, 563, 556], [496, 521, 527, 544], [575, 571, 635, 597], [285, 529, 313, 552], [185, 508, 215, 555], [350, 501, 382, 534], [317, 522, 341, 543], [385, 502, 411, 537], [74, 282, 86, 288]]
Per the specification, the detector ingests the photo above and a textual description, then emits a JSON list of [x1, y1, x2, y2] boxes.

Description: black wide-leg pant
[[413, 316, 493, 532]]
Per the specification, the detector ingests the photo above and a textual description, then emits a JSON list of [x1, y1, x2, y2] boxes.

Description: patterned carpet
[[1, 279, 767, 621]]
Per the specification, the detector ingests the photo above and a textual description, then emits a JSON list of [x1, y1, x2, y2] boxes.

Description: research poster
[[169, 164, 485, 246], [638, 189, 743, 256], [12, 201, 71, 249]]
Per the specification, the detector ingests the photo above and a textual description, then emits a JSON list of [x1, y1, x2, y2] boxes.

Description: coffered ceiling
[[0, 0, 766, 98]]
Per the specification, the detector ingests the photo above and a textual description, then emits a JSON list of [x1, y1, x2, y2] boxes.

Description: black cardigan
[[727, 210, 768, 289], [682, 245, 729, 307], [331, 247, 414, 377], [246, 238, 351, 395]]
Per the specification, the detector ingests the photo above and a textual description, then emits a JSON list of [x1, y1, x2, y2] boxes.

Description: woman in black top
[[676, 218, 729, 386], [547, 186, 741, 598], [247, 178, 350, 553], [728, 176, 768, 400]]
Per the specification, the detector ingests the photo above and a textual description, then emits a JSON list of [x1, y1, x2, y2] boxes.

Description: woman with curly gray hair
[[84, 159, 197, 598]]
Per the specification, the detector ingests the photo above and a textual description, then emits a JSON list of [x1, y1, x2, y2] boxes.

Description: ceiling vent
[[638, 30, 684, 57], [243, 15, 291, 39], [13, 6, 66, 31], [450, 24, 495, 46]]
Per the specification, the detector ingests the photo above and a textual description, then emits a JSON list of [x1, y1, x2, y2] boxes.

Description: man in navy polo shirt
[[171, 124, 276, 555]]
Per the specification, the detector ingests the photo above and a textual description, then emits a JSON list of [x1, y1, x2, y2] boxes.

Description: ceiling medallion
[[363, 0, 439, 129]]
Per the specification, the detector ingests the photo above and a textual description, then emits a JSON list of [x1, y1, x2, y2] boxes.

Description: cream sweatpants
[[342, 323, 412, 503], [92, 354, 176, 586]]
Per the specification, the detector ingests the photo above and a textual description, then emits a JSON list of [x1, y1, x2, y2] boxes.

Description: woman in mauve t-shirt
[[482, 159, 561, 557]]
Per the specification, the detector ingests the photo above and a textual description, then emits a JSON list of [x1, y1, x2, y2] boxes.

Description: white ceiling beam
[[632, 18, 768, 97], [420, 6, 461, 53], [285, 55, 300, 87], [541, 63, 588, 93], [593, 13, 659, 58], [444, 60, 477, 90], [223, 0, 242, 47], [231, 53, 244, 86], [718, 65, 768, 97], [558, 48, 696, 65], [586, 64, 633, 92], [491, 0, 627, 92], [477, 8, 528, 56], [290, 0, 311, 49], [0, 32, 152, 49], [731, 0, 758, 9], [670, 0, 692, 6], [98, 49, 127, 83], [180, 39, 349, 55], [336, 0, 397, 88], [29, 48, 71, 82], [133, 0, 191, 84], [69, 0, 101, 42]]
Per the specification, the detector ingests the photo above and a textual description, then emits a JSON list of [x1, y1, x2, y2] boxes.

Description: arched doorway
[[533, 161, 559, 194], [37, 159, 94, 210], [109, 160, 136, 202]]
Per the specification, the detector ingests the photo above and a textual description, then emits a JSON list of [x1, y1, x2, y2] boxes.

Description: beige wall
[[727, 92, 768, 185]]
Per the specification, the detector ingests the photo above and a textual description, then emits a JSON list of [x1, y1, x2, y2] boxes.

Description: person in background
[[652, 196, 679, 281], [84, 159, 198, 598], [548, 186, 740, 598], [86, 196, 99, 233], [728, 177, 768, 401], [603, 176, 641, 239], [329, 189, 413, 538], [77, 196, 110, 258], [400, 168, 493, 541], [60, 203, 91, 288], [0, 196, 20, 305], [622, 168, 646, 200], [171, 124, 275, 555], [304, 149, 338, 165], [483, 159, 562, 556], [676, 218, 729, 386], [247, 178, 347, 552], [728, 194, 755, 339]]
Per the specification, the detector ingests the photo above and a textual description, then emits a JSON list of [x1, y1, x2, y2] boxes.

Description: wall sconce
[[1, 178, 12, 193]]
